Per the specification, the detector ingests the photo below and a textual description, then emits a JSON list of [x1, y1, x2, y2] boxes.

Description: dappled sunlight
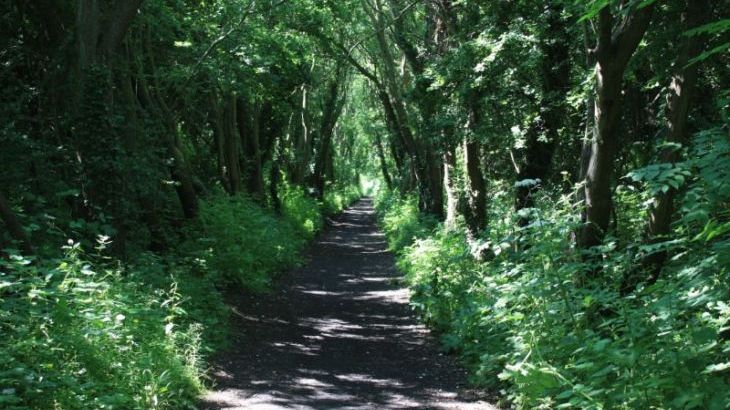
[[344, 276, 391, 284], [293, 377, 336, 389], [297, 289, 349, 297], [300, 317, 364, 332], [201, 200, 494, 409], [353, 288, 410, 304], [334, 373, 405, 388], [270, 342, 321, 356]]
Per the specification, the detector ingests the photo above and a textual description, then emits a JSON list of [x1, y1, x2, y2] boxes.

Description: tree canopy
[[1, 0, 728, 408]]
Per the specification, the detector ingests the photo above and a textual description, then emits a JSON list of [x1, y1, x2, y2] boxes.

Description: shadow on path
[[200, 199, 497, 409]]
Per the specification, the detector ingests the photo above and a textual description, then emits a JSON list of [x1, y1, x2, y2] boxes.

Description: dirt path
[[200, 199, 497, 409]]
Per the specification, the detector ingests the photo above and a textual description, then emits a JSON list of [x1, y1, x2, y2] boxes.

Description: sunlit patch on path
[[200, 199, 497, 409]]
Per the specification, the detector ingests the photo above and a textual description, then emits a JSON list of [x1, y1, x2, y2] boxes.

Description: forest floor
[[200, 199, 497, 409]]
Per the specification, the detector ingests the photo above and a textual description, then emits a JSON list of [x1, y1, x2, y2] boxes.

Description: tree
[[641, 0, 711, 284], [578, 2, 655, 249]]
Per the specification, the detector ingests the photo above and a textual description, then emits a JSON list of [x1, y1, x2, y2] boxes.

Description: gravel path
[[200, 199, 497, 409]]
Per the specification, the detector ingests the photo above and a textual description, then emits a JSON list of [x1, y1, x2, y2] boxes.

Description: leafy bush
[[323, 185, 362, 215], [280, 184, 323, 239], [0, 242, 205, 409], [375, 190, 437, 251], [280, 183, 361, 239], [182, 194, 306, 291], [377, 129, 730, 409]]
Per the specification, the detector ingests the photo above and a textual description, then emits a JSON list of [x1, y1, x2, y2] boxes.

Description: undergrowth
[[1, 242, 206, 409], [1, 185, 360, 409], [376, 130, 730, 409], [181, 194, 307, 291]]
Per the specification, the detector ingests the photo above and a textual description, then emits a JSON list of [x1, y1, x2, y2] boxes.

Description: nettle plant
[[375, 128, 730, 408], [1, 240, 204, 409]]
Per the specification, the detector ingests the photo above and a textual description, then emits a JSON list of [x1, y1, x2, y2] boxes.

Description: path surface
[[200, 199, 496, 410]]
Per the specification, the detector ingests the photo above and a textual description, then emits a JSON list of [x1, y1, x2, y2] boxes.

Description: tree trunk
[[210, 95, 231, 193], [578, 4, 655, 249], [100, 0, 145, 57], [270, 136, 283, 214], [313, 71, 346, 199], [135, 55, 197, 218], [641, 0, 709, 283], [463, 111, 486, 240], [377, 89, 407, 171], [366, 1, 440, 215], [293, 85, 311, 184], [76, 0, 144, 71], [0, 192, 33, 254], [170, 144, 200, 219], [76, 0, 100, 70], [423, 147, 444, 218], [444, 149, 458, 230], [374, 132, 393, 190], [224, 95, 243, 194], [237, 99, 265, 200]]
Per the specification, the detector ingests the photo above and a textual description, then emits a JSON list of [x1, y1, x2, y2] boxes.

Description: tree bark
[[313, 71, 346, 199], [578, 3, 655, 249], [100, 0, 145, 57], [210, 95, 231, 193], [270, 136, 283, 214], [641, 0, 709, 283], [366, 0, 442, 216], [136, 54, 198, 218], [0, 192, 33, 254], [76, 0, 100, 70], [463, 96, 487, 240], [77, 0, 144, 67], [376, 88, 408, 173], [293, 85, 312, 184], [374, 132, 393, 190], [443, 149, 458, 230], [237, 98, 265, 200], [224, 95, 243, 194]]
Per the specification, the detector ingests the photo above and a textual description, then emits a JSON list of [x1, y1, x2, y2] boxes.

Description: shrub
[[280, 184, 323, 239], [182, 194, 306, 291], [0, 242, 204, 409], [377, 128, 730, 409], [323, 185, 361, 215], [1, 190, 325, 409], [375, 190, 437, 252]]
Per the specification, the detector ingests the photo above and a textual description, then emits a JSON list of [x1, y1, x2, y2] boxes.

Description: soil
[[199, 199, 498, 409]]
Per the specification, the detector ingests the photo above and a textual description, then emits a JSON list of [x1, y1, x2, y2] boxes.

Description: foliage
[[0, 188, 326, 409], [376, 126, 730, 409], [1, 0, 727, 407], [0, 244, 205, 409], [375, 190, 438, 252], [322, 185, 362, 215], [281, 184, 324, 240], [279, 183, 362, 240], [182, 194, 307, 291]]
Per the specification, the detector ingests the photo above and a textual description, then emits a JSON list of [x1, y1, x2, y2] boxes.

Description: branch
[[385, 0, 424, 74], [612, 2, 655, 69], [191, 0, 258, 73], [345, 0, 420, 57]]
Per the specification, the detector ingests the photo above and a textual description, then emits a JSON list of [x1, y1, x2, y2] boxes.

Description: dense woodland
[[1, 0, 729, 408]]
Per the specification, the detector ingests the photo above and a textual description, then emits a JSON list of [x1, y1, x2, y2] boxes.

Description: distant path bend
[[201, 198, 497, 410]]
